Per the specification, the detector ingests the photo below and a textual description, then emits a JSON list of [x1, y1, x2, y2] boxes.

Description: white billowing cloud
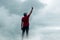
[[40, 0, 60, 15], [0, 6, 60, 40], [20, 0, 26, 2], [29, 26, 60, 40], [16, 26, 60, 40], [0, 6, 20, 29], [39, 0, 51, 4], [16, 0, 26, 3], [0, 6, 21, 40], [31, 0, 60, 26]]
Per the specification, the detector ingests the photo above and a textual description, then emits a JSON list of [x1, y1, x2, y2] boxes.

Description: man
[[21, 7, 33, 39]]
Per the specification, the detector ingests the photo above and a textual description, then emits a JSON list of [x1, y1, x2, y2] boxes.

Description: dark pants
[[22, 26, 29, 38]]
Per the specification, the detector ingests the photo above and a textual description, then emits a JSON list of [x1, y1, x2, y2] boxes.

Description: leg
[[26, 27, 29, 37], [22, 28, 25, 39]]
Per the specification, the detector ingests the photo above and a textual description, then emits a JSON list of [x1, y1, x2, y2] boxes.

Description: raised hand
[[32, 7, 33, 10]]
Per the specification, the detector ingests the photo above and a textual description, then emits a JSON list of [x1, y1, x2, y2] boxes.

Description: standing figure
[[21, 7, 33, 39]]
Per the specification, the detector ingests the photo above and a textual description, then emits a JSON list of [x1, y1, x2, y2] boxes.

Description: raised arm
[[28, 7, 33, 17]]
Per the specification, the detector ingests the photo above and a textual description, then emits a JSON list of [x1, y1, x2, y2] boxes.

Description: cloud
[[0, 0, 60, 40], [0, 0, 45, 40], [0, 0, 45, 15], [0, 6, 21, 40], [31, 0, 60, 26]]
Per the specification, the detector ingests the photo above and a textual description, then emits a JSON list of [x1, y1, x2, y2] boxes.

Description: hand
[[32, 7, 33, 10]]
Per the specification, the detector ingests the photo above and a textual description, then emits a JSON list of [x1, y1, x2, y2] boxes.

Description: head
[[23, 13, 27, 16]]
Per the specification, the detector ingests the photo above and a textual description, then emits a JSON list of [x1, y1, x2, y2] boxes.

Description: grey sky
[[0, 0, 44, 15], [0, 0, 60, 40]]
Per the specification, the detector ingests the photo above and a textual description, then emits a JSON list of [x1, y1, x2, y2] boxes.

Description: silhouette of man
[[21, 7, 33, 39]]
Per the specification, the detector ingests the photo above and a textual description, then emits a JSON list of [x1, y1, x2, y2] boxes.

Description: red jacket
[[22, 15, 30, 27]]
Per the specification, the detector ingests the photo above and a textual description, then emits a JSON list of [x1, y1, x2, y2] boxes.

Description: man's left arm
[[28, 7, 33, 17]]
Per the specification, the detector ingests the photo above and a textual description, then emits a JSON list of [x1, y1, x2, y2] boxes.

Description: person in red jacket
[[21, 7, 33, 39]]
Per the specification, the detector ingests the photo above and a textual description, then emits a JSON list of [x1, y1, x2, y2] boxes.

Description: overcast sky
[[0, 0, 60, 40]]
